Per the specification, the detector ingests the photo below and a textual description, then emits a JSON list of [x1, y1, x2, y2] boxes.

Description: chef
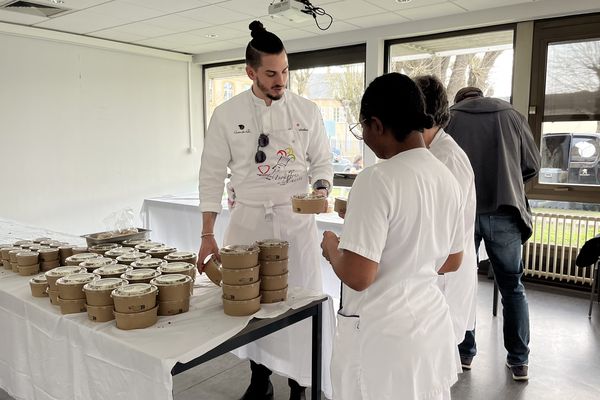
[[321, 73, 463, 400], [198, 21, 333, 400]]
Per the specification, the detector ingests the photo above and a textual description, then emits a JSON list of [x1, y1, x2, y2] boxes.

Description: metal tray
[[81, 228, 151, 246]]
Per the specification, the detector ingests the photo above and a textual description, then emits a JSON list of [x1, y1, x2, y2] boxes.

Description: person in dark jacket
[[446, 86, 541, 381]]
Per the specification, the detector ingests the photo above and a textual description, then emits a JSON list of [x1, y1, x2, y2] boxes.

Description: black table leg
[[311, 302, 322, 399]]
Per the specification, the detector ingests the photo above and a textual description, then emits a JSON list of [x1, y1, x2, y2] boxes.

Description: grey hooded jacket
[[446, 97, 540, 243]]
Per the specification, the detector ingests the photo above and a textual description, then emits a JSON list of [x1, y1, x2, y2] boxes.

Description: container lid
[[122, 268, 160, 280], [116, 252, 150, 262], [220, 245, 259, 255], [38, 248, 59, 255], [16, 251, 38, 258], [112, 283, 157, 297], [131, 258, 167, 269], [57, 272, 98, 285], [292, 193, 326, 200], [146, 246, 178, 254], [84, 277, 128, 291], [79, 257, 116, 267], [45, 266, 86, 277], [93, 264, 131, 275], [66, 253, 102, 262], [13, 240, 33, 246], [90, 243, 121, 251], [255, 239, 289, 248], [134, 242, 164, 251], [105, 247, 136, 257], [33, 237, 52, 243], [158, 262, 195, 273], [164, 251, 196, 260], [30, 274, 47, 284], [122, 238, 151, 246], [150, 274, 191, 286]]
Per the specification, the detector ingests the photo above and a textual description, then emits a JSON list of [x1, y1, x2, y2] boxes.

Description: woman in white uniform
[[415, 75, 478, 361], [198, 22, 334, 400], [321, 73, 463, 400]]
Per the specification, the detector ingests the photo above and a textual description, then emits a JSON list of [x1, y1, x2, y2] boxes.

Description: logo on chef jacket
[[233, 124, 252, 134], [295, 122, 308, 132], [257, 147, 302, 186]]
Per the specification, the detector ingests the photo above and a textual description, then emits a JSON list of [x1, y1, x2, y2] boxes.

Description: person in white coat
[[197, 21, 334, 400], [321, 72, 464, 400], [415, 75, 478, 364]]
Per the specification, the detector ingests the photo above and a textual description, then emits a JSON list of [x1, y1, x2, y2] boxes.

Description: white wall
[[0, 32, 204, 235]]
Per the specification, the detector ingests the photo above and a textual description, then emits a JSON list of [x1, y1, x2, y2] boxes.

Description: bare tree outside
[[290, 68, 314, 97], [328, 64, 363, 124]]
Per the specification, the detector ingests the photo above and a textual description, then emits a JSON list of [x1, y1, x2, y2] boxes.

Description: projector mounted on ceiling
[[268, 0, 313, 23]]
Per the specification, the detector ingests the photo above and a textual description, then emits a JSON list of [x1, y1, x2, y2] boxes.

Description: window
[[204, 63, 249, 126], [223, 82, 234, 101], [528, 14, 600, 202], [386, 28, 514, 104]]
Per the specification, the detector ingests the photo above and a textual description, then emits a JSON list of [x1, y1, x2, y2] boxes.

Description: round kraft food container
[[145, 246, 178, 259], [48, 241, 67, 248], [200, 255, 221, 286], [57, 297, 87, 315], [33, 237, 52, 244], [38, 248, 60, 262], [130, 257, 167, 270], [11, 262, 19, 273], [260, 286, 288, 304], [71, 247, 89, 255], [164, 251, 197, 265], [158, 261, 196, 278], [47, 289, 60, 305], [79, 257, 117, 272], [222, 295, 261, 317], [18, 263, 40, 276], [83, 277, 128, 306], [158, 298, 190, 316], [104, 247, 136, 259], [9, 249, 24, 263], [220, 245, 259, 269], [122, 238, 151, 247], [121, 268, 161, 284], [16, 251, 39, 266], [259, 259, 288, 276], [39, 240, 54, 247], [291, 193, 328, 214], [29, 274, 49, 297], [111, 283, 158, 314], [260, 272, 288, 291], [334, 197, 348, 214], [2, 247, 20, 262], [221, 265, 260, 286], [222, 281, 261, 301], [58, 246, 74, 264], [256, 239, 289, 261], [150, 274, 192, 302], [87, 304, 115, 322], [116, 251, 150, 265], [3, 260, 12, 270], [114, 306, 158, 330], [134, 242, 165, 253], [41, 259, 61, 272], [56, 273, 99, 300], [92, 264, 132, 279], [13, 240, 32, 247], [45, 266, 87, 291], [64, 253, 101, 266], [89, 243, 121, 255]]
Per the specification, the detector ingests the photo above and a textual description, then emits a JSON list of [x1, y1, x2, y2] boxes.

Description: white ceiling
[[0, 0, 545, 54]]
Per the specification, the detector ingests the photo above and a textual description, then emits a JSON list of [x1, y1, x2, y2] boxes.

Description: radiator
[[523, 212, 600, 286]]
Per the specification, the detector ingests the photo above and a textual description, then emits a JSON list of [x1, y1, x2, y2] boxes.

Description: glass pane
[[544, 39, 600, 118], [204, 64, 250, 127], [388, 30, 514, 103], [289, 63, 365, 175]]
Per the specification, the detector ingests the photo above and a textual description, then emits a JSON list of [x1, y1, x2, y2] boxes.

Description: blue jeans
[[458, 211, 530, 366]]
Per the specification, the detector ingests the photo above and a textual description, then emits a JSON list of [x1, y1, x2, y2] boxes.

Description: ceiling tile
[[142, 14, 210, 32], [0, 9, 48, 25], [93, 21, 173, 39], [318, 0, 385, 19], [363, 0, 450, 12], [451, 0, 531, 11], [59, 0, 115, 11], [218, 0, 273, 16], [187, 25, 245, 40], [300, 20, 361, 35], [397, 2, 465, 20], [275, 28, 318, 41], [91, 28, 149, 42], [178, 4, 254, 24], [136, 32, 215, 47], [34, 10, 132, 33], [226, 15, 290, 33], [90, 1, 165, 21], [121, 0, 208, 13], [346, 12, 409, 28]]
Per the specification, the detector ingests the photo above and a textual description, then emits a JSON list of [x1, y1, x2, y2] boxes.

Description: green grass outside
[[530, 208, 600, 248]]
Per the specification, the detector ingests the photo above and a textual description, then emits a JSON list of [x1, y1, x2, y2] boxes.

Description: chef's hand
[[197, 236, 220, 273], [320, 231, 340, 262], [313, 188, 328, 198], [337, 210, 346, 219]]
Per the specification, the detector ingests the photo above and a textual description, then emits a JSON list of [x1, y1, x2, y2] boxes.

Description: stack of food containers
[[45, 266, 87, 305], [146, 245, 178, 259], [1, 247, 19, 270], [220, 245, 261, 316], [29, 274, 49, 297], [150, 274, 192, 315], [58, 245, 74, 265], [256, 240, 289, 303], [38, 248, 60, 271], [16, 251, 39, 276], [64, 253, 101, 266], [55, 272, 98, 314], [121, 268, 161, 284], [83, 278, 128, 322], [111, 283, 158, 330]]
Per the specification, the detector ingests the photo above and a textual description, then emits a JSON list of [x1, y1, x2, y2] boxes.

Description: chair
[[575, 235, 600, 318], [587, 259, 600, 318]]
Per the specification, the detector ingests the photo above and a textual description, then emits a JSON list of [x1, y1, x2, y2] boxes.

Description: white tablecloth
[[0, 219, 329, 400]]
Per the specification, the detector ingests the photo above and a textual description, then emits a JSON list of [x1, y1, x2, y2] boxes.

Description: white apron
[[225, 103, 333, 397]]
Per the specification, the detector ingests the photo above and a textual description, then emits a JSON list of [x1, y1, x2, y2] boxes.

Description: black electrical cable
[[296, 0, 334, 30]]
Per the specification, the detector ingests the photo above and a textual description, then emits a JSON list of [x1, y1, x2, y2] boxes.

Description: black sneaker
[[240, 381, 274, 400], [460, 356, 473, 370], [506, 362, 529, 381]]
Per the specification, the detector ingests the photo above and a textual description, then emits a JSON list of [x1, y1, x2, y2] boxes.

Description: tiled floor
[[2, 277, 599, 399]]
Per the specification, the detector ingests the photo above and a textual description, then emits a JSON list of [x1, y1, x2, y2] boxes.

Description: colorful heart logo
[[258, 165, 270, 174], [277, 149, 287, 157]]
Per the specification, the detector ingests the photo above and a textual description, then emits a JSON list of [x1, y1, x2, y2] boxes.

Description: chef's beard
[[257, 77, 285, 101]]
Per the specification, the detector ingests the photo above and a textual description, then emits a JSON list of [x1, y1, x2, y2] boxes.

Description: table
[[0, 219, 330, 400]]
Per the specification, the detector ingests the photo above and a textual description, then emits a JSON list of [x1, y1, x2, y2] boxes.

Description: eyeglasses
[[349, 119, 366, 140], [255, 133, 269, 163]]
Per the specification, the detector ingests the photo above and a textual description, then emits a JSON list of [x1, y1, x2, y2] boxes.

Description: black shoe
[[506, 362, 529, 381], [240, 380, 274, 400], [461, 356, 473, 370], [288, 378, 306, 400]]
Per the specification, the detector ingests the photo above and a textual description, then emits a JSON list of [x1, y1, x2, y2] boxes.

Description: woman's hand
[[197, 236, 220, 273]]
